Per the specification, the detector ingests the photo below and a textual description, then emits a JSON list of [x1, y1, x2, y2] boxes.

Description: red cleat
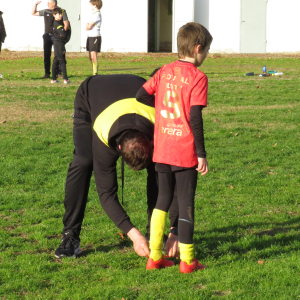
[[179, 258, 206, 273], [146, 256, 174, 270]]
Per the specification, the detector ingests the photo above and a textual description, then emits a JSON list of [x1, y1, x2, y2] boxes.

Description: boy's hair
[[89, 0, 103, 10], [119, 130, 152, 171], [52, 7, 62, 15], [177, 22, 213, 59]]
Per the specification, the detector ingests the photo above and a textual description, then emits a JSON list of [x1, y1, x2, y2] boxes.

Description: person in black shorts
[[54, 74, 179, 259], [31, 0, 69, 79], [51, 7, 71, 84], [86, 0, 102, 75]]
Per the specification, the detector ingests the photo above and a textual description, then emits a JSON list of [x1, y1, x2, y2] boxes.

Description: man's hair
[[52, 7, 62, 15], [120, 130, 152, 171], [50, 0, 58, 5], [177, 22, 213, 59], [90, 0, 103, 10]]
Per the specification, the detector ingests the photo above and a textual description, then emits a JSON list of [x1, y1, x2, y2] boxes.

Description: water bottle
[[263, 66, 266, 73], [272, 72, 283, 76]]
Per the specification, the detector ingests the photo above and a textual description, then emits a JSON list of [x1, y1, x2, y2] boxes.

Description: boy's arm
[[136, 70, 160, 107], [87, 11, 101, 31], [136, 86, 155, 108], [86, 22, 95, 31], [190, 105, 208, 175], [54, 25, 67, 39]]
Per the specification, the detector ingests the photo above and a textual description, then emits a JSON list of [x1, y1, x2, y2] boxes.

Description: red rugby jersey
[[143, 60, 208, 168]]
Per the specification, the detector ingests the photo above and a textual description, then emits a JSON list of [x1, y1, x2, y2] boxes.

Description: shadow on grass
[[102, 67, 146, 72], [77, 238, 132, 258], [206, 72, 238, 75], [194, 217, 300, 261], [30, 75, 87, 80]]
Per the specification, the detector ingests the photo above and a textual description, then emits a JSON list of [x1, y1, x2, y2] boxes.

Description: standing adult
[[55, 74, 179, 259], [31, 0, 69, 78], [0, 10, 6, 79], [0, 10, 6, 53]]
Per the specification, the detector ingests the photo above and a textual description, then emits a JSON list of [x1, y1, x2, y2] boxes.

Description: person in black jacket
[[0, 10, 6, 79], [0, 11, 6, 53], [55, 74, 179, 259], [51, 7, 71, 84]]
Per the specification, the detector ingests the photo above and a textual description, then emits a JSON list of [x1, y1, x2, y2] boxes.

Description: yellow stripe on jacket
[[93, 98, 155, 147]]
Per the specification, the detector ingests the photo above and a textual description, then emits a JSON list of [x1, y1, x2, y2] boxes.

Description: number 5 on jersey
[[160, 91, 181, 119]]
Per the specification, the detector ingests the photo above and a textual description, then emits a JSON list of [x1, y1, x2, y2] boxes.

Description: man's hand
[[196, 157, 209, 176], [166, 232, 179, 258], [127, 227, 150, 257], [35, 1, 42, 4]]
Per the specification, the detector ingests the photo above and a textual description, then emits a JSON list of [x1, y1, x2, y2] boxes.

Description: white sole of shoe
[[74, 247, 82, 256]]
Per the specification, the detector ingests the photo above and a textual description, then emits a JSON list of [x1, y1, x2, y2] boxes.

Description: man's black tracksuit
[[62, 74, 178, 239]]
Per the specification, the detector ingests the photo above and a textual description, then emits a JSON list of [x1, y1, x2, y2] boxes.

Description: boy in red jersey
[[136, 22, 212, 273]]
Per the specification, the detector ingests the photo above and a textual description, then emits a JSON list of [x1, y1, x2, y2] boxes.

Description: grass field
[[0, 50, 300, 299]]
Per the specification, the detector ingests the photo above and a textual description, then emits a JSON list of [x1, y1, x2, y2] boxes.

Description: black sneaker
[[55, 236, 81, 258], [144, 233, 168, 251], [42, 74, 50, 79]]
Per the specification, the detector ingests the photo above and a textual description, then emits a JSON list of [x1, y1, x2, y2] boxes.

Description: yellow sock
[[179, 243, 194, 265], [149, 209, 167, 261], [92, 61, 98, 75]]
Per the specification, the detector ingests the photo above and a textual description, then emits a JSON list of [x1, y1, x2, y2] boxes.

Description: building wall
[[194, 0, 209, 29], [199, 0, 240, 53], [2, 0, 300, 53], [2, 0, 47, 51], [88, 0, 148, 52], [266, 0, 300, 53]]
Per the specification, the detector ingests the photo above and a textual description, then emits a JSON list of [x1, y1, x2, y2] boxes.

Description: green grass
[[1, 51, 300, 299]]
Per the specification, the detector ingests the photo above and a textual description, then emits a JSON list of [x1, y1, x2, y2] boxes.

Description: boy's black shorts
[[86, 36, 102, 52]]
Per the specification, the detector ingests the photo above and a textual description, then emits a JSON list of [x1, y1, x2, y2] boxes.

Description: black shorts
[[86, 36, 102, 52]]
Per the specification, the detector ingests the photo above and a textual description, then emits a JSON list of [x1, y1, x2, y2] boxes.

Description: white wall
[[2, 0, 48, 51], [3, 0, 149, 53], [80, 0, 90, 51], [266, 0, 300, 53], [80, 0, 148, 52], [194, 0, 209, 29], [207, 0, 240, 53], [2, 0, 300, 53], [172, 0, 195, 52]]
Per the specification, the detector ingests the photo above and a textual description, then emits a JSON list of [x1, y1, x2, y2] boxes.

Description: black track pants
[[61, 109, 179, 238], [43, 33, 61, 76], [155, 169, 198, 244], [52, 41, 67, 80], [62, 110, 93, 238]]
